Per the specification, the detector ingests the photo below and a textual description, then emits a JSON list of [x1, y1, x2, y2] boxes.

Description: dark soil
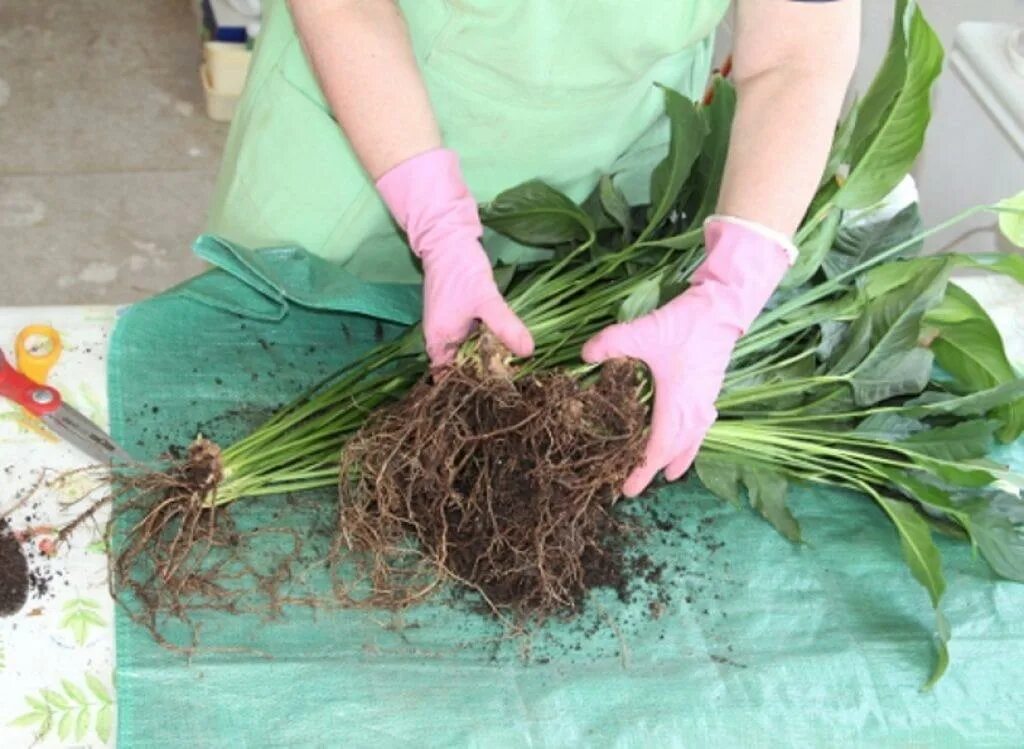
[[337, 342, 648, 621], [0, 519, 30, 616]]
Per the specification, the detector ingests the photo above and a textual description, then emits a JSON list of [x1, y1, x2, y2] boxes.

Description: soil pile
[[0, 519, 30, 616]]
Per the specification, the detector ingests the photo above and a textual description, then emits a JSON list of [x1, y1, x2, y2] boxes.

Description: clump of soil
[[0, 519, 30, 616], [336, 340, 648, 621]]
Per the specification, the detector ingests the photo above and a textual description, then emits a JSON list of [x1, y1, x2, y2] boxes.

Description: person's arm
[[288, 1, 533, 365], [288, 0, 439, 179], [584, 0, 861, 497], [717, 0, 861, 235]]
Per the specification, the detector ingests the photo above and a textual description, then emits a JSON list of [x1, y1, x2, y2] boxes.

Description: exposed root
[[336, 349, 647, 622]]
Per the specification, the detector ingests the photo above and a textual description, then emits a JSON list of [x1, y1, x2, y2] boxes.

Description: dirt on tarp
[[0, 519, 30, 616], [337, 344, 649, 621]]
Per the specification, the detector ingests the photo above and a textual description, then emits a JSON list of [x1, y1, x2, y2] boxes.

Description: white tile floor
[[0, 0, 226, 306]]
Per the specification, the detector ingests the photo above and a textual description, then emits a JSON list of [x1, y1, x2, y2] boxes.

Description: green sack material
[[108, 253, 1024, 747]]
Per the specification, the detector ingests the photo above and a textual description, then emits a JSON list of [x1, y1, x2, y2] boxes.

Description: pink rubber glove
[[582, 217, 797, 497], [376, 148, 534, 366]]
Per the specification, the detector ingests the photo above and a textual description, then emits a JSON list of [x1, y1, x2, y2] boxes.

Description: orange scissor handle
[[15, 325, 63, 385]]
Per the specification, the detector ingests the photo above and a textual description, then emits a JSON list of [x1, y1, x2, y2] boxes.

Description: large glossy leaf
[[925, 284, 1024, 442], [686, 78, 736, 229], [641, 88, 706, 241], [825, 203, 923, 279], [481, 180, 594, 245], [831, 256, 952, 404], [836, 1, 943, 210]]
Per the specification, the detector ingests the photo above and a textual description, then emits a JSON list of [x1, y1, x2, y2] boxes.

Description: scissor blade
[[40, 403, 136, 467]]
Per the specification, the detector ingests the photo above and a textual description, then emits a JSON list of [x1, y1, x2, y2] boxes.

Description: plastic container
[[203, 41, 251, 95], [200, 63, 240, 122]]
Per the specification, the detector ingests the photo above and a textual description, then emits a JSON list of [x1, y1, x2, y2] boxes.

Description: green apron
[[208, 0, 730, 284]]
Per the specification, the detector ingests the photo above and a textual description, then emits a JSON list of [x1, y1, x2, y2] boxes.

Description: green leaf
[[86, 673, 111, 704], [854, 413, 926, 440], [911, 456, 996, 489], [598, 175, 633, 241], [9, 711, 46, 727], [960, 489, 1024, 582], [58, 708, 74, 741], [998, 190, 1024, 248], [925, 610, 951, 691], [825, 203, 923, 279], [641, 88, 706, 241], [926, 284, 1024, 442], [617, 276, 662, 323], [75, 707, 90, 741], [481, 180, 594, 246], [694, 455, 742, 506], [781, 208, 842, 289], [41, 688, 69, 709], [837, 1, 944, 209], [687, 78, 736, 228], [902, 381, 1024, 419], [820, 102, 859, 188], [492, 264, 517, 294], [877, 468, 964, 520], [638, 231, 703, 251], [902, 420, 997, 462], [63, 678, 88, 705], [95, 704, 113, 743], [950, 252, 1024, 286], [877, 497, 945, 607], [743, 466, 801, 543], [832, 256, 952, 405]]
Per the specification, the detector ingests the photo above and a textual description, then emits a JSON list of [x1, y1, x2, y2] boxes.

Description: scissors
[[0, 325, 135, 466]]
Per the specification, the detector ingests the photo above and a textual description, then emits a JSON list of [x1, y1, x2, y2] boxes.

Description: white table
[[0, 270, 1020, 748]]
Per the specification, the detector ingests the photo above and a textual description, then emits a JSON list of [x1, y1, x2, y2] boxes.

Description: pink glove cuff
[[686, 217, 795, 334], [375, 148, 482, 261]]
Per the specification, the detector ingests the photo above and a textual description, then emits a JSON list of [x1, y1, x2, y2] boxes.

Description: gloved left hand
[[582, 217, 796, 497], [376, 148, 534, 366]]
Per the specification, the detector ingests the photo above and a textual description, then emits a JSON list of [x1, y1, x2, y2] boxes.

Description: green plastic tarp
[[108, 238, 1024, 747]]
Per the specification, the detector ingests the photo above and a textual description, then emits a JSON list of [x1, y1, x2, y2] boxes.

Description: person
[[209, 0, 861, 497]]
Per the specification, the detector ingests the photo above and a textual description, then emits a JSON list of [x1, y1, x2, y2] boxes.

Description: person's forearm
[[288, 0, 441, 179], [717, 1, 860, 237], [717, 67, 852, 236]]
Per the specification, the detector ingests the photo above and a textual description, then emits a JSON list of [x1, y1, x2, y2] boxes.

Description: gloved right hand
[[376, 148, 534, 367]]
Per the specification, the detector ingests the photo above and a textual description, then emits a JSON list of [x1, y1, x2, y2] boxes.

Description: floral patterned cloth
[[1, 307, 119, 748]]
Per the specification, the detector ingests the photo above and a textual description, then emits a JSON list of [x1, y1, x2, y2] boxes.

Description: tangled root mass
[[338, 356, 647, 620]]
